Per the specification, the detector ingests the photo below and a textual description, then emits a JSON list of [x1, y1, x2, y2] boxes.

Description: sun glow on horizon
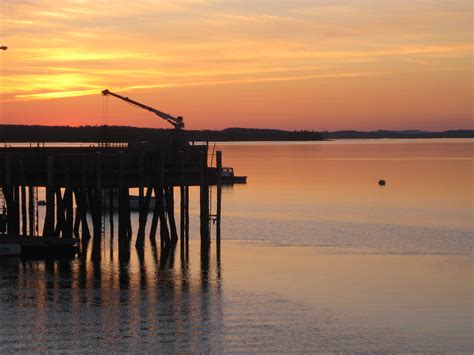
[[0, 0, 472, 130]]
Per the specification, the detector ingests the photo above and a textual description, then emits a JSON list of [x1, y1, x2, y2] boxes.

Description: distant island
[[0, 125, 472, 142]]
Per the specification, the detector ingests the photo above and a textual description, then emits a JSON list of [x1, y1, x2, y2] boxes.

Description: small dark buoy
[[378, 179, 386, 186]]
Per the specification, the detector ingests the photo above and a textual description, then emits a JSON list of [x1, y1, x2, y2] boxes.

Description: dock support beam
[[136, 186, 152, 248], [185, 186, 189, 243], [20, 160, 27, 237], [165, 186, 178, 244], [43, 156, 55, 238], [216, 150, 222, 249], [200, 151, 210, 245], [149, 187, 159, 245], [64, 188, 73, 239], [28, 186, 34, 236], [179, 151, 185, 247], [80, 158, 91, 244]]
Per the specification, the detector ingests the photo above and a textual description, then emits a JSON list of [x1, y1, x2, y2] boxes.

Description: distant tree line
[[321, 130, 474, 139], [0, 125, 471, 142], [0, 125, 324, 142]]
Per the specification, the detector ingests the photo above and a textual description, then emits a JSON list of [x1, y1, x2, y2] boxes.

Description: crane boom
[[102, 89, 184, 130]]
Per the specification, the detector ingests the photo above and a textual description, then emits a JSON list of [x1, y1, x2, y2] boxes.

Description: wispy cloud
[[1, 0, 472, 129]]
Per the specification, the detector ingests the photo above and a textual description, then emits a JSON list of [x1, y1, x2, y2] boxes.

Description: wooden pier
[[0, 136, 223, 257]]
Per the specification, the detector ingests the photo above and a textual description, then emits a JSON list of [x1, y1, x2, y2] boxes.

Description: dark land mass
[[322, 129, 474, 139], [0, 125, 472, 142]]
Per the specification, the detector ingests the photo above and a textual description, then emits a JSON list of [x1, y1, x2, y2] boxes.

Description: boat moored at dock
[[0, 236, 79, 257]]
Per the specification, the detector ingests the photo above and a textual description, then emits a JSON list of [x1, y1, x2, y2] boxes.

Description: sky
[[0, 0, 472, 131]]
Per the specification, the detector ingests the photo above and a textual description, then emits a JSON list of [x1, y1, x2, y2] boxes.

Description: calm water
[[0, 139, 472, 352]]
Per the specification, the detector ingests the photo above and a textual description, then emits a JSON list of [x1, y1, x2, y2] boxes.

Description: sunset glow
[[0, 0, 472, 130]]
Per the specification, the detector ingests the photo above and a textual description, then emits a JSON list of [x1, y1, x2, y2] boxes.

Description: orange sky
[[0, 0, 472, 130]]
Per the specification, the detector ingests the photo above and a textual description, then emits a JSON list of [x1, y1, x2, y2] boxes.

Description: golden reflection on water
[[6, 240, 225, 352], [214, 140, 473, 229], [6, 239, 472, 351]]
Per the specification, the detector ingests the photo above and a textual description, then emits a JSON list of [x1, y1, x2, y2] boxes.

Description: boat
[[221, 167, 247, 184], [0, 242, 20, 256], [0, 236, 79, 257]]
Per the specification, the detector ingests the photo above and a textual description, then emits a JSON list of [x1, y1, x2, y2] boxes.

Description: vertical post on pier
[[109, 187, 114, 243], [149, 189, 159, 244], [136, 153, 146, 248], [179, 150, 184, 246], [179, 150, 186, 251], [64, 188, 73, 239], [216, 150, 222, 250], [12, 186, 20, 236], [166, 186, 178, 243], [91, 153, 102, 258], [73, 188, 81, 238], [185, 186, 189, 243], [4, 156, 13, 235], [80, 157, 91, 243], [54, 188, 65, 238], [20, 160, 27, 237], [126, 188, 132, 240], [64, 161, 73, 239], [158, 151, 170, 247], [43, 156, 55, 238], [118, 153, 127, 244], [200, 149, 210, 245], [28, 186, 34, 236]]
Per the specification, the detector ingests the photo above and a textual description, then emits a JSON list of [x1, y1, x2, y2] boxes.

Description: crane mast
[[102, 89, 184, 130]]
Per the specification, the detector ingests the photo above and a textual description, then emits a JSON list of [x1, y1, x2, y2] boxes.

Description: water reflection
[[1, 238, 223, 352]]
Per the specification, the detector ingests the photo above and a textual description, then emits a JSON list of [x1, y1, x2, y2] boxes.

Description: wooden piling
[[54, 188, 65, 238], [158, 152, 170, 246], [73, 189, 81, 238], [126, 188, 132, 240], [149, 187, 159, 244], [28, 186, 34, 237], [64, 188, 73, 239], [109, 187, 114, 243], [185, 186, 189, 243], [20, 160, 27, 236], [43, 187, 55, 238], [43, 156, 55, 238], [157, 187, 170, 247], [12, 186, 20, 236], [136, 186, 152, 248], [3, 157, 13, 235], [136, 152, 145, 247], [93, 154, 102, 244], [165, 186, 178, 243], [179, 150, 185, 245], [4, 186, 14, 235], [118, 154, 128, 244], [200, 150, 210, 244], [216, 150, 222, 249], [80, 158, 91, 243], [63, 160, 73, 239]]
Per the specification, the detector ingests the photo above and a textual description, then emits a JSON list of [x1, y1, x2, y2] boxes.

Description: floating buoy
[[378, 179, 386, 186]]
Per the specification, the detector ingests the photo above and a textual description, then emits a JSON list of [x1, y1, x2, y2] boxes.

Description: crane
[[102, 89, 184, 130]]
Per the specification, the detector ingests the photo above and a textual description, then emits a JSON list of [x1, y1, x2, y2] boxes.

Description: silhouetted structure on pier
[[0, 136, 223, 256]]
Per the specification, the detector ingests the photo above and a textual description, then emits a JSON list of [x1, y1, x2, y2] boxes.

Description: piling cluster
[[0, 140, 222, 256]]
